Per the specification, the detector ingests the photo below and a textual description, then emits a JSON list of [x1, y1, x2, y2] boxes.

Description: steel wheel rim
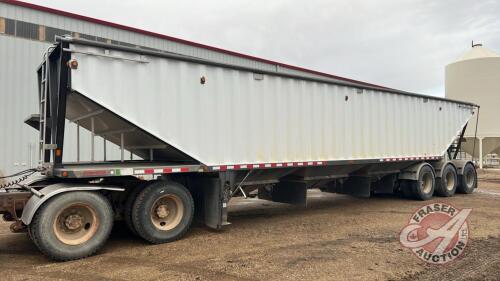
[[150, 194, 184, 231], [53, 203, 99, 245], [422, 173, 433, 194], [445, 170, 455, 191]]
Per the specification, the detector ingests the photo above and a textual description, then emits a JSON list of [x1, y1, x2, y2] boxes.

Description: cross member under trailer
[[0, 36, 480, 261]]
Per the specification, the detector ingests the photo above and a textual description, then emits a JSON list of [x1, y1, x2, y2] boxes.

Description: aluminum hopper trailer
[[0, 37, 479, 261]]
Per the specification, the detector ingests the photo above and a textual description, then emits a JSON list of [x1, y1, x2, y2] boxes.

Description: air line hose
[[0, 168, 41, 189]]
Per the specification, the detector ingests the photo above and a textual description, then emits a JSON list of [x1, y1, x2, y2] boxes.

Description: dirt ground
[[0, 170, 499, 281]]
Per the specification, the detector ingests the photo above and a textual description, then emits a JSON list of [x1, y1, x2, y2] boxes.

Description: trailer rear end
[[0, 37, 479, 260]]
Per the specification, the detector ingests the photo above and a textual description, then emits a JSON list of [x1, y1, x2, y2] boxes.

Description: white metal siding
[[0, 3, 355, 83], [0, 36, 47, 174], [0, 36, 125, 175], [70, 44, 474, 166]]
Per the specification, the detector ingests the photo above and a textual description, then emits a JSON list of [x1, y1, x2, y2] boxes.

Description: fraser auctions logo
[[399, 203, 471, 264]]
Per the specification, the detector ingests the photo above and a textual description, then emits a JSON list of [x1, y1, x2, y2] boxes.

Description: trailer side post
[[103, 137, 107, 161], [120, 133, 124, 162], [91, 117, 95, 162], [76, 121, 80, 162]]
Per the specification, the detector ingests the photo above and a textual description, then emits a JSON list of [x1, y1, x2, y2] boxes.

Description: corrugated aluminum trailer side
[[0, 37, 479, 261], [67, 40, 474, 167]]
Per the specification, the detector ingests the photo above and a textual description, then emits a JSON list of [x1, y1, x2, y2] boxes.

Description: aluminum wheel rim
[[53, 203, 99, 245], [445, 170, 455, 191], [422, 173, 433, 194], [150, 194, 184, 231]]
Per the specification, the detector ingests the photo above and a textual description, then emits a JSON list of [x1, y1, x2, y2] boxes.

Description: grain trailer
[[0, 37, 479, 260]]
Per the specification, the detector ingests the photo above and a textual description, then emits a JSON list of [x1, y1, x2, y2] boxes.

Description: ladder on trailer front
[[38, 55, 50, 165]]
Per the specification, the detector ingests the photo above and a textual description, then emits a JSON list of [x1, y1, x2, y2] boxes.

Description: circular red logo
[[399, 202, 471, 264]]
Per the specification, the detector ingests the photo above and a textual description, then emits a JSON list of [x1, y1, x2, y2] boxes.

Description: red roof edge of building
[[1, 0, 391, 90]]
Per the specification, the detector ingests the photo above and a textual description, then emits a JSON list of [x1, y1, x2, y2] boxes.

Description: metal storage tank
[[445, 43, 500, 168]]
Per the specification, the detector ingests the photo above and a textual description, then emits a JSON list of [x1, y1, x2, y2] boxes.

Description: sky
[[25, 0, 500, 96]]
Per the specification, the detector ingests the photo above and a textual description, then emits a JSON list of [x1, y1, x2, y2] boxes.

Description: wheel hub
[[150, 194, 184, 231], [156, 205, 170, 219], [64, 214, 83, 230], [53, 203, 99, 245]]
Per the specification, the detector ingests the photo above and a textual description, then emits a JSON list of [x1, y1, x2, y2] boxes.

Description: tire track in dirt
[[397, 237, 500, 281]]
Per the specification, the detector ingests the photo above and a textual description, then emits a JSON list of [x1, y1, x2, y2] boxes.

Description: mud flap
[[259, 180, 307, 206], [204, 178, 228, 230], [189, 177, 228, 230]]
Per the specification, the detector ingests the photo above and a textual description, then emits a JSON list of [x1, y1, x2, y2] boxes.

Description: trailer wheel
[[399, 180, 413, 198], [28, 191, 113, 261], [123, 182, 147, 236], [2, 213, 14, 222], [435, 164, 458, 197], [457, 163, 477, 194], [409, 165, 435, 200], [132, 181, 194, 244]]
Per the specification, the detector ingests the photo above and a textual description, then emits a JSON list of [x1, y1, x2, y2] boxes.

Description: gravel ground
[[0, 170, 499, 281]]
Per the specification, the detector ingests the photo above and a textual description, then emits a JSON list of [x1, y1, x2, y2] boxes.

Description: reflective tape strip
[[380, 156, 441, 162], [134, 166, 193, 175], [208, 156, 442, 172]]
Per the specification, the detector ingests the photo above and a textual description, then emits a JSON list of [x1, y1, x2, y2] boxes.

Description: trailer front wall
[[69, 44, 474, 167]]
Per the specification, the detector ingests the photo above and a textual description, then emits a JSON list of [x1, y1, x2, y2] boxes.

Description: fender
[[21, 183, 124, 225], [451, 160, 475, 175], [398, 162, 435, 181], [23, 176, 50, 186], [431, 160, 457, 178]]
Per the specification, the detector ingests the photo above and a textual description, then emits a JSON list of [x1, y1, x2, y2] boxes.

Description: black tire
[[2, 213, 14, 222], [28, 191, 113, 261], [123, 182, 148, 236], [132, 181, 194, 244], [457, 163, 477, 194], [435, 164, 458, 197], [27, 223, 37, 246], [409, 165, 435, 201], [399, 180, 414, 199]]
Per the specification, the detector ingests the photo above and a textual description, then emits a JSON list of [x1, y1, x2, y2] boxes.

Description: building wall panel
[[0, 2, 350, 83], [0, 36, 48, 175]]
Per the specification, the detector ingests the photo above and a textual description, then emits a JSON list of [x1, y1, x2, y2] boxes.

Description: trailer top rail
[[59, 36, 478, 108]]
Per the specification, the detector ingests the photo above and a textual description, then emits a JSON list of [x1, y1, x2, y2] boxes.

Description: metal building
[[445, 43, 500, 168], [0, 0, 392, 176]]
